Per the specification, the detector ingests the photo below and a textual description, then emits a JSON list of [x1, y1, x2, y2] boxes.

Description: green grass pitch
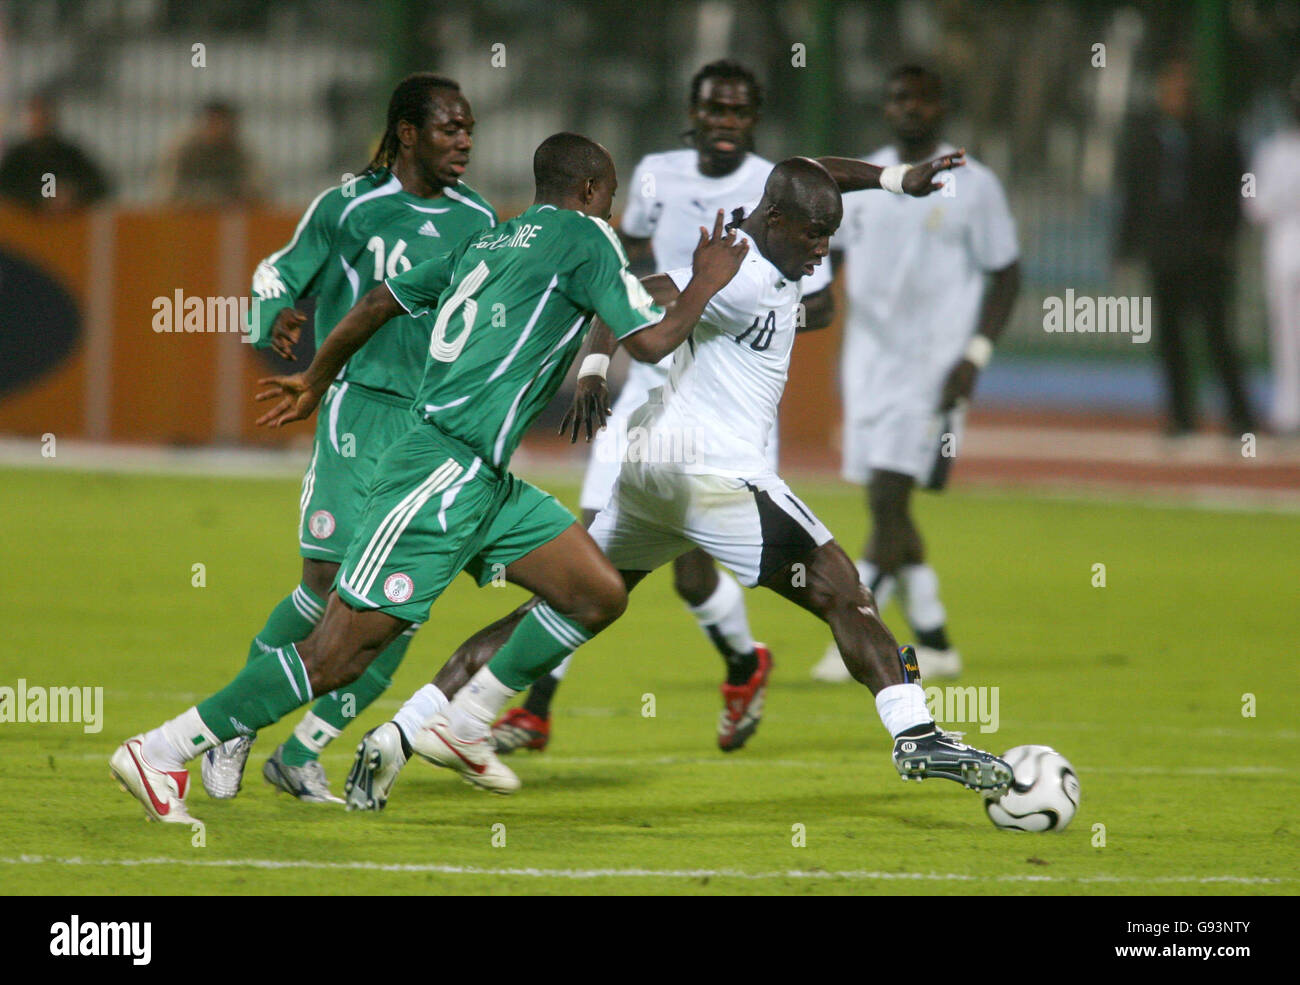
[[0, 464, 1296, 895]]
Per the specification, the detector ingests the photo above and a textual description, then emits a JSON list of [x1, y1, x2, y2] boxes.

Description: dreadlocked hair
[[364, 72, 461, 174]]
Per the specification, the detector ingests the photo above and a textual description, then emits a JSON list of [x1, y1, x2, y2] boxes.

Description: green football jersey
[[248, 169, 496, 398], [386, 203, 665, 469]]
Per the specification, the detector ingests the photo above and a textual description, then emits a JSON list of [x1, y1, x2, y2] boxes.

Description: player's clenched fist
[[691, 209, 749, 289]]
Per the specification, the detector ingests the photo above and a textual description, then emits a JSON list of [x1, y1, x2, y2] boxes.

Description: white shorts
[[841, 401, 966, 489], [588, 461, 832, 588]]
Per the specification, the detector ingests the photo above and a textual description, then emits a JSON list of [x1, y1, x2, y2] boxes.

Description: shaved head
[[741, 157, 842, 281], [533, 132, 614, 199], [761, 157, 842, 226]]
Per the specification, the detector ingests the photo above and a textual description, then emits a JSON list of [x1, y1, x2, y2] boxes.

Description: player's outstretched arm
[[622, 210, 747, 364], [254, 284, 403, 427], [817, 152, 965, 196]]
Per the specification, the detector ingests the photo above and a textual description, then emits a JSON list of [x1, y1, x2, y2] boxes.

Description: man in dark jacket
[[1117, 55, 1255, 436], [0, 93, 110, 212]]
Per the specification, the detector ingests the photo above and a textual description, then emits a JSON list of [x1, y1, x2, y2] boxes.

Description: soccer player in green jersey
[[200, 73, 498, 805], [110, 132, 749, 822]]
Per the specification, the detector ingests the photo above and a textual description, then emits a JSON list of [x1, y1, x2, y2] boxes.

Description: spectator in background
[[0, 92, 110, 212], [1117, 55, 1255, 437], [1245, 72, 1300, 437], [157, 100, 263, 206]]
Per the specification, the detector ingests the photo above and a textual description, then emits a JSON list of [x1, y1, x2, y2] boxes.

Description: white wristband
[[964, 335, 993, 369], [578, 353, 610, 379], [880, 164, 911, 195]]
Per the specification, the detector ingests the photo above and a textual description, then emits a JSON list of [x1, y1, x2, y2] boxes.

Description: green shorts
[[298, 382, 421, 562], [335, 423, 576, 623]]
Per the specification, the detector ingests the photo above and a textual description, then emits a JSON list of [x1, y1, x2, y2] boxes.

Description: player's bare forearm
[[622, 278, 714, 363], [561, 319, 616, 442], [817, 152, 965, 196], [974, 260, 1021, 345], [798, 286, 834, 333], [584, 317, 617, 358], [302, 285, 402, 392], [624, 211, 746, 363], [940, 261, 1021, 411], [816, 157, 884, 192]]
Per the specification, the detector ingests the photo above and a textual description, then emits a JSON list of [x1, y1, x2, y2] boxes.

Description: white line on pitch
[[0, 856, 1290, 885]]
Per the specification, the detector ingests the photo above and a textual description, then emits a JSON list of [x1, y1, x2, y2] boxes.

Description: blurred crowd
[[2, 58, 1299, 437], [0, 92, 263, 210]]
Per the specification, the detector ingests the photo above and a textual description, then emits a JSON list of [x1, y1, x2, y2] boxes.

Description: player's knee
[[672, 552, 717, 606], [577, 569, 628, 631], [805, 544, 860, 616], [300, 640, 361, 695]]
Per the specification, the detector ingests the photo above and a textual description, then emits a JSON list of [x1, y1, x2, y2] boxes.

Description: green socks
[[279, 627, 415, 766], [487, 602, 592, 690], [197, 643, 314, 741], [237, 583, 419, 762], [247, 584, 324, 663]]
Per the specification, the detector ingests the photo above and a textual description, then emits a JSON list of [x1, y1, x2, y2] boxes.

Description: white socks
[[687, 569, 755, 656], [291, 711, 341, 758], [857, 560, 896, 610], [393, 683, 449, 745], [444, 667, 518, 741], [550, 654, 573, 681], [898, 564, 946, 634], [143, 707, 219, 772], [875, 683, 932, 736]]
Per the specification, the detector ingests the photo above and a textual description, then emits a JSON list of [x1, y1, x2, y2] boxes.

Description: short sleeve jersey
[[643, 226, 807, 475], [386, 205, 664, 468], [832, 143, 1017, 368], [248, 170, 497, 398]]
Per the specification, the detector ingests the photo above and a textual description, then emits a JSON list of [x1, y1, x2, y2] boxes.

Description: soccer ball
[[984, 745, 1080, 832]]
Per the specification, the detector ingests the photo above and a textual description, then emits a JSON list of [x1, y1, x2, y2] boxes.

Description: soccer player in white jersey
[[345, 155, 1015, 811], [494, 61, 833, 755], [812, 65, 1021, 683]]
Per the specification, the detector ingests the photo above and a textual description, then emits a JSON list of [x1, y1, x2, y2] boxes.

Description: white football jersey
[[623, 149, 775, 270], [618, 148, 832, 373], [833, 142, 1017, 404], [628, 226, 816, 476]]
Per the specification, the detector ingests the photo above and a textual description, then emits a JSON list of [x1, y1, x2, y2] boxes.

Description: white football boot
[[412, 713, 520, 794], [810, 641, 853, 682], [110, 736, 196, 823], [915, 646, 962, 679], [345, 722, 409, 811], [201, 734, 255, 799]]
